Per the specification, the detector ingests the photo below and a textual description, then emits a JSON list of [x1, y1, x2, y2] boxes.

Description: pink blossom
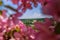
[[11, 0, 18, 4], [41, 0, 60, 21]]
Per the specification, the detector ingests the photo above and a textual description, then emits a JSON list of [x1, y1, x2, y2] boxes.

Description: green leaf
[[54, 22, 60, 34], [0, 1, 3, 6], [0, 10, 2, 15]]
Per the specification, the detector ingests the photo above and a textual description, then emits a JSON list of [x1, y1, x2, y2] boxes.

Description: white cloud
[[19, 12, 52, 19]]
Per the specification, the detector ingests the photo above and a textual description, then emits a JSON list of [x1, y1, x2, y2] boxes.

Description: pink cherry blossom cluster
[[0, 10, 27, 40]]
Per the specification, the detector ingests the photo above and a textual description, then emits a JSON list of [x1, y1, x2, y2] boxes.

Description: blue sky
[[1, 0, 52, 19]]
